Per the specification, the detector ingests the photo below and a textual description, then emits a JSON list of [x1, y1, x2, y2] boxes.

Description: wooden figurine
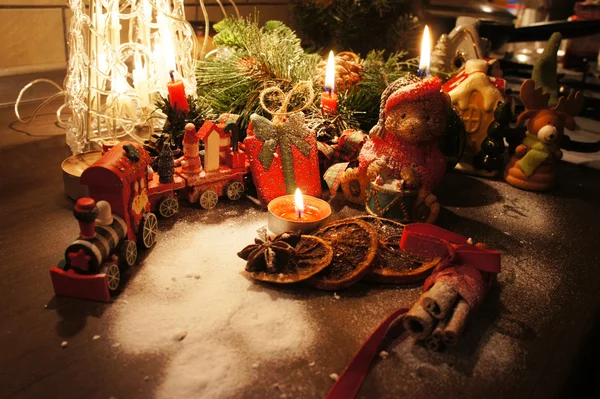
[[504, 80, 583, 191], [174, 121, 249, 210], [198, 121, 228, 172], [180, 123, 203, 180], [50, 143, 160, 302], [442, 59, 509, 176]]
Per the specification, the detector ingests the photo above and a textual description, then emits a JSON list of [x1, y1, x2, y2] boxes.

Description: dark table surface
[[1, 100, 600, 399]]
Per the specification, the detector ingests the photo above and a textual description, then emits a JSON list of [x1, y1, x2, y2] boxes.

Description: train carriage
[[80, 142, 158, 248]]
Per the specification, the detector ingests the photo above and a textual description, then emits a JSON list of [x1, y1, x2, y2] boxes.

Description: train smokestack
[[73, 198, 99, 239]]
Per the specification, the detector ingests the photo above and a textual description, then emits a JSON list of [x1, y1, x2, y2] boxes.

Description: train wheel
[[199, 190, 218, 210], [140, 213, 158, 249], [121, 240, 138, 267], [159, 196, 179, 218], [105, 263, 121, 292], [226, 181, 245, 201]]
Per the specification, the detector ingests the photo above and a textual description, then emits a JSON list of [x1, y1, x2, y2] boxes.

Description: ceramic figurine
[[442, 59, 510, 176], [354, 75, 451, 223], [504, 80, 583, 191], [430, 16, 486, 74]]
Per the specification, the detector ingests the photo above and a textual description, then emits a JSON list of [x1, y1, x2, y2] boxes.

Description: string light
[[64, 0, 198, 154], [15, 0, 241, 155]]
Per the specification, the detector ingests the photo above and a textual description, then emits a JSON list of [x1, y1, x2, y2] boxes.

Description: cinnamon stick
[[420, 282, 458, 320], [443, 299, 470, 347], [431, 318, 447, 341], [425, 334, 443, 352], [402, 303, 436, 340]]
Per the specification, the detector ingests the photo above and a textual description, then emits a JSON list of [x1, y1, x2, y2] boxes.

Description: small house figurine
[[198, 121, 229, 172], [504, 80, 583, 191], [442, 59, 510, 176]]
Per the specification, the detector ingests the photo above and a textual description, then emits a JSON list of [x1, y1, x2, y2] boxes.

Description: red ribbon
[[324, 307, 408, 399], [400, 223, 501, 309], [325, 223, 501, 399]]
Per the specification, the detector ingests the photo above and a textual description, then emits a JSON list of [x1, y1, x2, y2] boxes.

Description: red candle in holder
[[167, 71, 189, 112], [267, 188, 332, 235], [321, 51, 338, 114]]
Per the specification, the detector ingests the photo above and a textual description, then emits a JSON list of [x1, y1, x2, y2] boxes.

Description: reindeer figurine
[[504, 79, 583, 191]]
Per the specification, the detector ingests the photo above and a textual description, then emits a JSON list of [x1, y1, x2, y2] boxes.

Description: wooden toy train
[[50, 121, 249, 302]]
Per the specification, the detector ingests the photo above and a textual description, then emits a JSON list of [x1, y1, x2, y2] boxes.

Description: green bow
[[250, 112, 312, 194]]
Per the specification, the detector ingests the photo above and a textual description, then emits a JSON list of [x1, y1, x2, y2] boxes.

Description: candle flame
[[294, 188, 304, 219], [324, 51, 335, 93], [418, 25, 431, 77]]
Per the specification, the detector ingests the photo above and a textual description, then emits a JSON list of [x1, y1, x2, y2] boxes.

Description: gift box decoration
[[244, 112, 321, 206]]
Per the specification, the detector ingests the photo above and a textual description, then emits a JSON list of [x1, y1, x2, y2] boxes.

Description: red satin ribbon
[[325, 307, 408, 399], [401, 223, 501, 308], [400, 223, 501, 275], [325, 223, 501, 399]]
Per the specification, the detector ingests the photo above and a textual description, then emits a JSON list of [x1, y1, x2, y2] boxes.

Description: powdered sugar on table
[[107, 206, 315, 398]]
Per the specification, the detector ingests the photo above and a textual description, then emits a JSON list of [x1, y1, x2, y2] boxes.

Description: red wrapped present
[[244, 112, 321, 206], [227, 150, 246, 169]]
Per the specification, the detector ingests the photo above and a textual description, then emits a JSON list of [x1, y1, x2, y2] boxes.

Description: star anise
[[238, 233, 300, 273]]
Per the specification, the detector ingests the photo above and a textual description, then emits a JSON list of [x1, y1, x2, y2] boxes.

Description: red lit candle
[[321, 51, 338, 115], [267, 188, 332, 234], [167, 71, 189, 112]]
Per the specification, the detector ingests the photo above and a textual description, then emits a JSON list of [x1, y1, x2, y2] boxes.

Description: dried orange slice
[[351, 216, 441, 284], [308, 219, 378, 290], [239, 233, 333, 284]]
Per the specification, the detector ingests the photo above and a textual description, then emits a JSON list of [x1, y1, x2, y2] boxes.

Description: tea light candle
[[267, 188, 332, 235], [321, 51, 338, 114]]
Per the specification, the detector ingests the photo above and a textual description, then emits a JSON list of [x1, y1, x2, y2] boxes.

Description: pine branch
[[196, 14, 320, 131]]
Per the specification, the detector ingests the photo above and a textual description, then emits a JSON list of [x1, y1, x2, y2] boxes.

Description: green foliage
[[290, 0, 420, 56], [197, 17, 436, 141], [154, 95, 208, 148], [308, 50, 419, 136], [196, 14, 321, 130]]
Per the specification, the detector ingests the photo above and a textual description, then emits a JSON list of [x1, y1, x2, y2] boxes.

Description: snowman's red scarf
[[325, 223, 501, 399]]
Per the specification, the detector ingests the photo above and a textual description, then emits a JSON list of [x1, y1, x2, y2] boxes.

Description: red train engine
[[50, 142, 158, 302]]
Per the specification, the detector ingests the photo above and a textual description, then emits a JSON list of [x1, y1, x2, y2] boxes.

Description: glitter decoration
[[64, 0, 198, 154], [251, 113, 311, 189], [245, 112, 321, 206]]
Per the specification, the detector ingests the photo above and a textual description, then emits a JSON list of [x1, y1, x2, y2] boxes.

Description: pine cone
[[314, 51, 364, 93]]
